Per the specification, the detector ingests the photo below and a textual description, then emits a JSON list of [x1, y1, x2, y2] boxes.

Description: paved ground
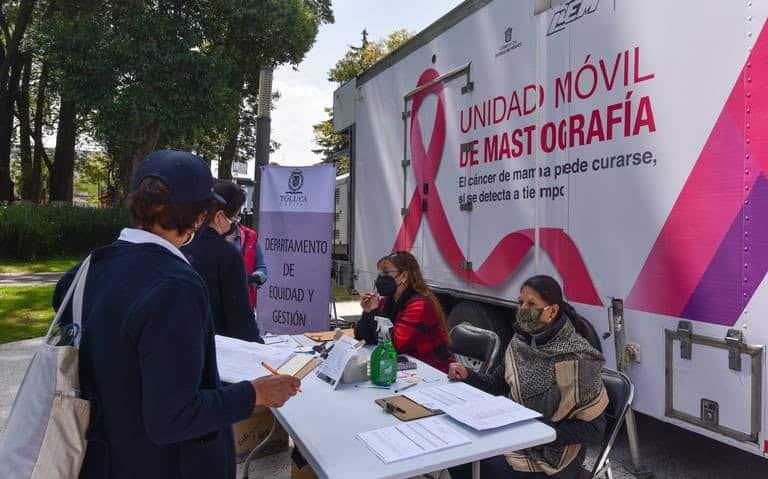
[[0, 272, 63, 286], [3, 301, 768, 478]]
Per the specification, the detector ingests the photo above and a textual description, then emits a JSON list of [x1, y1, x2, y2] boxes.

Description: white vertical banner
[[257, 165, 336, 334]]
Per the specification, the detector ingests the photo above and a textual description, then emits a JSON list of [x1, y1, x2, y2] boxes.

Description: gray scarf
[[504, 316, 608, 475]]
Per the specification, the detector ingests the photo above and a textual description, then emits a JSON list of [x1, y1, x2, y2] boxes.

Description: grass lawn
[[0, 285, 55, 344], [333, 282, 359, 301], [0, 256, 80, 274]]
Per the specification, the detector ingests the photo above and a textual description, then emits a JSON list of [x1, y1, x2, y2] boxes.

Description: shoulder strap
[[45, 255, 92, 348]]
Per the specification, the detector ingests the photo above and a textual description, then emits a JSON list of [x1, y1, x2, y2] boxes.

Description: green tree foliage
[[212, 0, 333, 180], [3, 0, 334, 204], [313, 29, 412, 175]]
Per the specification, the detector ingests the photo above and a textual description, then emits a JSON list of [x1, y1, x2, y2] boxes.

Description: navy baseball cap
[[132, 149, 225, 204]]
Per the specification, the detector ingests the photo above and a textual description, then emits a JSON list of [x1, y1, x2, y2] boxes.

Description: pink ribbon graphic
[[393, 68, 602, 306]]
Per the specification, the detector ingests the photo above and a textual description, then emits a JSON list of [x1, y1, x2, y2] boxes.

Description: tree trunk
[[117, 119, 161, 203], [31, 62, 49, 203], [0, 89, 13, 201], [130, 119, 161, 176], [0, 0, 35, 91], [0, 0, 36, 202], [0, 56, 24, 201], [219, 126, 238, 180], [18, 52, 33, 200], [50, 98, 78, 203]]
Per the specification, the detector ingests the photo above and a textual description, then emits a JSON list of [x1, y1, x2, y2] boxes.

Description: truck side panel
[[352, 0, 768, 455]]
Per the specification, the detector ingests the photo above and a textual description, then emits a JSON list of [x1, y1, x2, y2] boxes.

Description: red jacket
[[354, 288, 454, 373], [239, 225, 258, 308]]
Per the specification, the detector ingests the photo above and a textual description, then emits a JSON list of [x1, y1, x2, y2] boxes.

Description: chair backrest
[[590, 369, 634, 476], [569, 312, 603, 353], [449, 323, 501, 375]]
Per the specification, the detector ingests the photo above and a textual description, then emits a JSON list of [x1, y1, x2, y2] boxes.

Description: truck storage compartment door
[[666, 323, 763, 447]]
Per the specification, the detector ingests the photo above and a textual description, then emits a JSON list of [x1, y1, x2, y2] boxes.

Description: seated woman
[[354, 251, 454, 372], [448, 275, 607, 479]]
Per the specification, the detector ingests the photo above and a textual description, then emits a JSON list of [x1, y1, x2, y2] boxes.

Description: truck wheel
[[446, 300, 514, 354]]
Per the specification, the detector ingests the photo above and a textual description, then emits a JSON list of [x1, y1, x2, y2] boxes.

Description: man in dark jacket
[[53, 150, 299, 479], [182, 183, 263, 342]]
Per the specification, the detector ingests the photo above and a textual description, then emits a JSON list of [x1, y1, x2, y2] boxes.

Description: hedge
[[0, 204, 129, 260]]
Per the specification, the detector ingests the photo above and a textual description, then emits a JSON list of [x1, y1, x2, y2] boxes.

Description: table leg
[[472, 460, 481, 479]]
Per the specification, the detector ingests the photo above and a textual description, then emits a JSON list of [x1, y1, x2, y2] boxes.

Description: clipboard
[[374, 395, 443, 422], [304, 328, 355, 342], [277, 355, 322, 379]]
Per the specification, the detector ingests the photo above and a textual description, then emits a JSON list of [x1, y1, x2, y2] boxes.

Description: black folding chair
[[449, 323, 501, 375], [580, 369, 635, 479]]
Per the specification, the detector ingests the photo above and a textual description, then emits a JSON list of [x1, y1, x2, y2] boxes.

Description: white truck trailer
[[332, 0, 768, 460]]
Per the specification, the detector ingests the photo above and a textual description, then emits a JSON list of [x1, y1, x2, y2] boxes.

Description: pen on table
[[354, 384, 390, 389], [261, 361, 302, 392], [394, 382, 417, 394]]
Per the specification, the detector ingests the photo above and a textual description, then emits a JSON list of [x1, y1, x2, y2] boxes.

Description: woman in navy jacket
[[53, 150, 299, 479]]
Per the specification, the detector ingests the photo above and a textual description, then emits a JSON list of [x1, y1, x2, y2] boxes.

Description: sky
[[268, 0, 464, 167]]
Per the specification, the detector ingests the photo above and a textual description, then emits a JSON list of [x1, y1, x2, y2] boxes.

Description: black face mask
[[375, 273, 398, 297]]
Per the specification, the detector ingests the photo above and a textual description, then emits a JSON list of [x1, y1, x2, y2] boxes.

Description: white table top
[[272, 356, 556, 479]]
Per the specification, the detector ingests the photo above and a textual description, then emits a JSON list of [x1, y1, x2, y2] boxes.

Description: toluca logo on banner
[[288, 169, 304, 192], [496, 27, 523, 59], [547, 0, 600, 37], [280, 169, 307, 207]]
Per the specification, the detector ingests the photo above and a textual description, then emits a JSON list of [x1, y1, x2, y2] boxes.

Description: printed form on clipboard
[[404, 382, 541, 431]]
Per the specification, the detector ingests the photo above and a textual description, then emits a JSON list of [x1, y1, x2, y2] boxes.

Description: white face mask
[[181, 230, 196, 247], [181, 222, 201, 247]]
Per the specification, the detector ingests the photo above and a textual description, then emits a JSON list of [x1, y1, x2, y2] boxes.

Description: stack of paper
[[356, 416, 471, 463], [404, 382, 541, 431], [403, 382, 492, 411], [442, 396, 541, 430], [215, 335, 295, 383]]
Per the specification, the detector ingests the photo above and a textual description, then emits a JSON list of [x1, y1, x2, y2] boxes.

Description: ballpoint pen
[[394, 382, 417, 394]]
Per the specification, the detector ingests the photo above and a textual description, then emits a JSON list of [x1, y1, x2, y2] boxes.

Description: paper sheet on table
[[337, 335, 358, 346], [262, 334, 293, 346], [403, 382, 493, 411], [441, 395, 541, 430], [215, 335, 295, 383], [291, 334, 319, 348], [356, 416, 471, 464], [315, 340, 357, 389]]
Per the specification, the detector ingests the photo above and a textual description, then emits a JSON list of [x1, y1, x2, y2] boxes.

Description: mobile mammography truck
[[333, 0, 768, 460]]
